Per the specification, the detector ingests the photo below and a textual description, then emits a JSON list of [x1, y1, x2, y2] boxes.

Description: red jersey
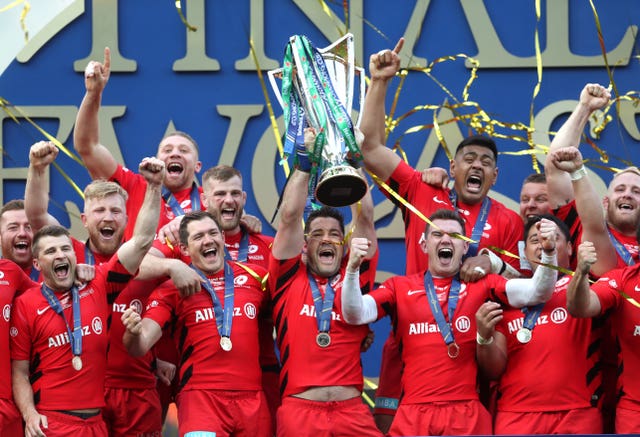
[[554, 200, 639, 270], [110, 164, 205, 240], [267, 252, 378, 398], [143, 262, 269, 392], [591, 264, 640, 412], [385, 160, 523, 275], [70, 238, 161, 389], [495, 275, 601, 412], [10, 255, 133, 410], [1, 260, 37, 400], [371, 272, 509, 404]]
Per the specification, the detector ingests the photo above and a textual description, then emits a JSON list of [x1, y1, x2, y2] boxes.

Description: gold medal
[[220, 336, 232, 352], [72, 355, 83, 371], [516, 327, 532, 344], [316, 332, 331, 348], [447, 342, 460, 359]]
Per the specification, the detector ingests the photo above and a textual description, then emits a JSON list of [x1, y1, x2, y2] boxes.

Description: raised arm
[[271, 129, 314, 260], [74, 47, 118, 180], [25, 141, 61, 232], [544, 83, 610, 209], [359, 38, 404, 181], [121, 306, 163, 357], [505, 218, 558, 307], [341, 237, 378, 325], [116, 158, 164, 274], [566, 241, 602, 318], [549, 146, 617, 276]]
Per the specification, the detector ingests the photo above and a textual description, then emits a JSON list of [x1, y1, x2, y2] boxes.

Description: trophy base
[[315, 165, 367, 207]]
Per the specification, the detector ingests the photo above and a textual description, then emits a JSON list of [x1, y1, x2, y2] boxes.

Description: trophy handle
[[354, 65, 366, 127], [267, 68, 285, 109]]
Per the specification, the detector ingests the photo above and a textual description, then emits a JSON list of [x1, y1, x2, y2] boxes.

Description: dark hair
[[304, 206, 345, 236], [455, 135, 498, 164], [425, 208, 466, 236], [32, 225, 71, 257], [202, 165, 243, 185], [178, 210, 221, 246], [523, 214, 570, 243], [522, 173, 546, 184]]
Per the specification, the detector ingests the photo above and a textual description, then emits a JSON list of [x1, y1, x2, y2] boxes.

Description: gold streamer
[[174, 0, 197, 32]]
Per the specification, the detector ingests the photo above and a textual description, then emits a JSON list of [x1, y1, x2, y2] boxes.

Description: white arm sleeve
[[505, 251, 558, 308], [341, 270, 378, 325]]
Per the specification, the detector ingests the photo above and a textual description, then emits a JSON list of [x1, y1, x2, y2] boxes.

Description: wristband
[[570, 166, 587, 181], [476, 332, 494, 345], [295, 151, 311, 172]]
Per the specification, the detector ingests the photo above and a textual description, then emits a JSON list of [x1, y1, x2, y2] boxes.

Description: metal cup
[[269, 33, 367, 207]]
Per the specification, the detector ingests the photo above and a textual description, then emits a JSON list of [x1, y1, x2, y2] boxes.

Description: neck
[[608, 220, 637, 237], [224, 226, 242, 237]]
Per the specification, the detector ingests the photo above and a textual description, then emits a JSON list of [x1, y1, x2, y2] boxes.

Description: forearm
[[12, 363, 38, 420], [360, 78, 390, 153], [136, 253, 175, 281], [272, 169, 308, 260], [505, 250, 557, 307], [566, 270, 597, 317], [476, 334, 507, 380], [24, 165, 52, 232], [341, 269, 377, 324], [74, 91, 102, 157]]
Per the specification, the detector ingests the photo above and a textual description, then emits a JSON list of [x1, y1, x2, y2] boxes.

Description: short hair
[[83, 180, 129, 203], [523, 214, 570, 243], [455, 135, 498, 164], [32, 225, 70, 257], [160, 130, 200, 155], [522, 173, 546, 185], [609, 166, 640, 186], [202, 165, 243, 186], [0, 199, 25, 221], [178, 210, 221, 246], [425, 208, 466, 236], [304, 206, 345, 236]]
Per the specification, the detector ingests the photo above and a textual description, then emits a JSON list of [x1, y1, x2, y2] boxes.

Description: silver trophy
[[268, 33, 367, 207]]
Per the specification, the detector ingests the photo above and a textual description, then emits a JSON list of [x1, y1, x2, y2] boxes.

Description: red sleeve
[[10, 292, 33, 361]]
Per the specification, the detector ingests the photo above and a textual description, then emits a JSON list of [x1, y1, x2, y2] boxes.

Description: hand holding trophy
[[269, 33, 367, 207]]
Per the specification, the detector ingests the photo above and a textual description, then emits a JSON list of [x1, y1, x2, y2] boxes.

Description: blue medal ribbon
[[29, 266, 40, 282], [191, 262, 235, 339], [41, 284, 82, 357], [223, 230, 249, 263], [307, 270, 336, 333], [423, 272, 461, 348], [84, 242, 95, 266], [608, 229, 635, 266], [521, 302, 545, 332], [161, 183, 201, 216], [449, 190, 491, 258]]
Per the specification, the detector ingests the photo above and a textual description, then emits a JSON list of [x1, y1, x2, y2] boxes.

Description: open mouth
[[619, 203, 635, 211], [438, 247, 453, 260], [14, 241, 29, 252], [466, 174, 482, 192], [53, 262, 70, 279], [167, 162, 183, 175], [100, 226, 115, 239], [203, 247, 218, 260], [318, 247, 336, 263], [221, 208, 236, 220]]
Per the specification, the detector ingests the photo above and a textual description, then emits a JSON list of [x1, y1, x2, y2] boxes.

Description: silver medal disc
[[72, 355, 83, 371], [516, 328, 532, 344], [220, 336, 233, 352], [316, 332, 331, 348]]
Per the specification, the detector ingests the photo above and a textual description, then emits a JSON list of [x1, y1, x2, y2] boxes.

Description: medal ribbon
[[84, 243, 95, 266], [307, 270, 336, 333], [29, 266, 40, 282], [521, 302, 545, 332], [161, 183, 201, 216], [224, 230, 249, 262], [423, 272, 461, 347], [449, 190, 491, 257], [608, 229, 635, 266], [41, 284, 82, 357], [191, 262, 235, 339]]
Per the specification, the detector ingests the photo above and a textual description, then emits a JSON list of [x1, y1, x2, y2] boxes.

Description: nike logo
[[432, 196, 448, 206], [36, 306, 50, 316], [635, 285, 640, 292], [407, 289, 424, 296]]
